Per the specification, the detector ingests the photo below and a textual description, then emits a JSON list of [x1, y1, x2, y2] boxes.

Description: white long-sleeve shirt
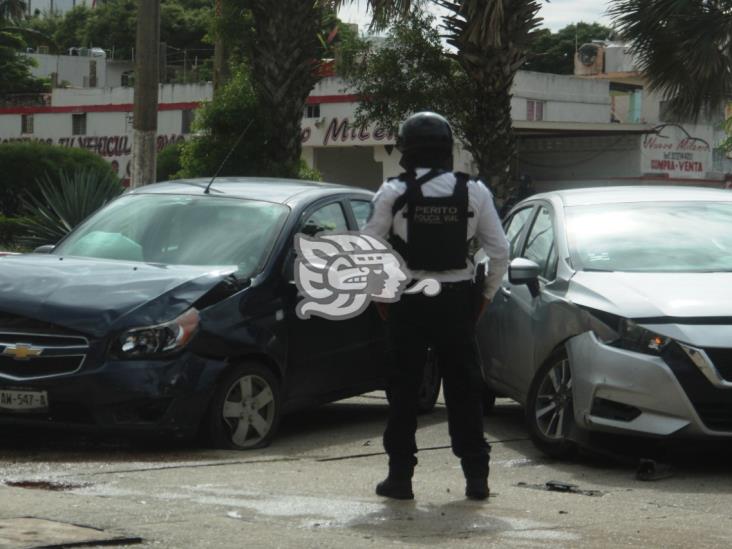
[[363, 169, 510, 300]]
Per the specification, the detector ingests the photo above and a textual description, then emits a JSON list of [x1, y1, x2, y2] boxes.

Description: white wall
[[29, 53, 108, 88], [0, 84, 213, 183], [605, 44, 639, 74], [512, 71, 611, 123], [26, 0, 92, 15], [106, 61, 135, 88], [50, 83, 212, 106]]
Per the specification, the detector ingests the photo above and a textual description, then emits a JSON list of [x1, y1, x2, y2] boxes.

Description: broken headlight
[[605, 319, 672, 356], [114, 308, 200, 358]]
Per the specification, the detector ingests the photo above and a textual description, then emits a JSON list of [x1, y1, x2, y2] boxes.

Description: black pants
[[383, 281, 490, 480]]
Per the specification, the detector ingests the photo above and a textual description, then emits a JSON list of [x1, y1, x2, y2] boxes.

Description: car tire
[[525, 348, 576, 459], [417, 347, 441, 414], [206, 361, 282, 450], [482, 384, 497, 415]]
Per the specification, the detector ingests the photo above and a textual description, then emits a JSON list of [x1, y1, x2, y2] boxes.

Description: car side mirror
[[509, 258, 541, 298], [34, 245, 55, 254]]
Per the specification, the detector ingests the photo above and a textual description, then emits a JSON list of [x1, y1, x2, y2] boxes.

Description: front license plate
[[0, 389, 49, 412]]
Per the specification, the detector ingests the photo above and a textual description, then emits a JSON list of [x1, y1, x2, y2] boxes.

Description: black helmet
[[397, 112, 453, 153]]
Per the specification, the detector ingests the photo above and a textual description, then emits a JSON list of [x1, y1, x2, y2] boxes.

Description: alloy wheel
[[534, 358, 573, 440], [221, 374, 276, 448]]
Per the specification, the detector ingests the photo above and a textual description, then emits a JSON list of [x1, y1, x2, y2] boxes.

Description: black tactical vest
[[389, 170, 471, 271]]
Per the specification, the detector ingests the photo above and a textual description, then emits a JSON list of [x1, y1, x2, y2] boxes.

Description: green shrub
[[0, 142, 114, 218], [298, 160, 322, 182], [178, 65, 272, 178], [19, 168, 124, 248], [157, 142, 184, 182]]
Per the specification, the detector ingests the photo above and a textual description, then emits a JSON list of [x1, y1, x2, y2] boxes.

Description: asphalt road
[[1, 393, 732, 548]]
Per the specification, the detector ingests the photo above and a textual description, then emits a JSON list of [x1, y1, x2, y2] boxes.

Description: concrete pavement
[[1, 394, 732, 548]]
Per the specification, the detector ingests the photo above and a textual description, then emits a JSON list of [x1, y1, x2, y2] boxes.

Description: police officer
[[363, 112, 510, 501]]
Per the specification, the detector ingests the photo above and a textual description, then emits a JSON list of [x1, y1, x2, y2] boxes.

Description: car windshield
[[55, 194, 289, 277], [566, 201, 732, 273]]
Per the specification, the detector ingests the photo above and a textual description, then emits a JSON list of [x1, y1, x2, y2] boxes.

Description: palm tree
[[437, 0, 542, 187], [0, 0, 26, 23], [230, 0, 395, 178], [228, 1, 541, 186], [336, 0, 542, 188], [610, 0, 732, 120]]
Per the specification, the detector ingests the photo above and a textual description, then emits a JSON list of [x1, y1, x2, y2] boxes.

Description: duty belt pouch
[[399, 171, 471, 271]]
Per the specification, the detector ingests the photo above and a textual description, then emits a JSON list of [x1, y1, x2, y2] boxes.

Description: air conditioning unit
[[574, 43, 605, 76]]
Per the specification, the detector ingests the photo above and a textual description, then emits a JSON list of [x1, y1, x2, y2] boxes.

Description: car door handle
[[499, 286, 512, 299]]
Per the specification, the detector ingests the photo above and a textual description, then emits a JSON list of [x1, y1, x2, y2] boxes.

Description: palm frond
[[1, 25, 57, 48], [0, 0, 26, 23], [329, 0, 418, 30], [610, 0, 732, 119]]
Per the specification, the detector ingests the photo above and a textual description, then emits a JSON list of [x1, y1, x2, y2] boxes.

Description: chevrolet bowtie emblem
[[2, 343, 43, 361]]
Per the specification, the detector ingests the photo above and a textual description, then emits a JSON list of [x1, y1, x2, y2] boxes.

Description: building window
[[72, 113, 87, 135], [21, 114, 34, 134], [305, 104, 321, 118], [181, 109, 194, 134], [88, 60, 98, 88], [527, 100, 545, 122]]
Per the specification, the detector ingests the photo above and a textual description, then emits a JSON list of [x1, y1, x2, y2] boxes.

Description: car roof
[[127, 177, 372, 206], [530, 185, 732, 207]]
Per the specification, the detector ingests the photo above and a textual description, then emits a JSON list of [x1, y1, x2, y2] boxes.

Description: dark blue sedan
[[0, 178, 442, 449]]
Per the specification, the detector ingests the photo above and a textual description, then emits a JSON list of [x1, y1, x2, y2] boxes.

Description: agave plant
[[19, 168, 124, 248]]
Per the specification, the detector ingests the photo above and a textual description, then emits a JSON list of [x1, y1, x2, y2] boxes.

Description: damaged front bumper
[[567, 331, 732, 439], [0, 352, 227, 438]]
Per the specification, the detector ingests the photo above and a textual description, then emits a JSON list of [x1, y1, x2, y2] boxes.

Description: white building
[[25, 0, 94, 16], [0, 84, 213, 185], [28, 53, 134, 89], [2, 45, 728, 192], [303, 69, 665, 191]]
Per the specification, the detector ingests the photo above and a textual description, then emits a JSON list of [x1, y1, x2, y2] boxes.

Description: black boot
[[376, 476, 414, 500], [465, 477, 489, 501]]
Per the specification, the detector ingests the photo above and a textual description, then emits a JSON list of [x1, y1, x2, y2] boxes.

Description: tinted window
[[350, 200, 373, 230], [523, 206, 555, 279], [302, 202, 348, 236], [504, 207, 534, 259], [566, 202, 732, 272]]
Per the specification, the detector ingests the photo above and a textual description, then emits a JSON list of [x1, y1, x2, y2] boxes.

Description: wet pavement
[[1, 394, 732, 548]]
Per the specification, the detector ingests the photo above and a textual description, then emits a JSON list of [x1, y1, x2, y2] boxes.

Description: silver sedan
[[477, 186, 732, 457]]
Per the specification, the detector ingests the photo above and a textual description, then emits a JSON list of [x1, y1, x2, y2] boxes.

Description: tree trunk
[[131, 0, 160, 187], [247, 0, 323, 178], [440, 0, 541, 199], [213, 0, 229, 93]]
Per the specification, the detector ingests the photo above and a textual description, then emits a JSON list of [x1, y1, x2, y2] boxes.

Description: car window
[[302, 202, 348, 236], [504, 207, 534, 259], [55, 194, 289, 278], [350, 200, 373, 230], [566, 202, 732, 273], [523, 206, 556, 279]]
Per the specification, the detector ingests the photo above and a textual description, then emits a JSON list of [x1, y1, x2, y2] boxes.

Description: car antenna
[[204, 119, 254, 195]]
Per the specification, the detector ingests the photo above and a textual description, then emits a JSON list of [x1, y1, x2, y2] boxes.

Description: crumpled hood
[[0, 255, 236, 337], [568, 271, 732, 319]]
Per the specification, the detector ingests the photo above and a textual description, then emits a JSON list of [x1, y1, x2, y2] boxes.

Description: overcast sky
[[338, 1, 612, 33]]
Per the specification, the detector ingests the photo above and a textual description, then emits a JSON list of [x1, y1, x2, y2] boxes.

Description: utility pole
[[213, 0, 229, 93], [131, 0, 161, 188]]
